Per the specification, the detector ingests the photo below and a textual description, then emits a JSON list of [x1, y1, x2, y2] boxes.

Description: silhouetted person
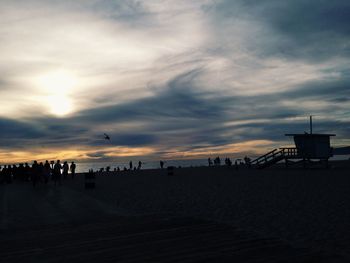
[[244, 156, 251, 168], [2, 165, 8, 184], [53, 160, 62, 186], [12, 164, 18, 180], [62, 161, 69, 180], [214, 156, 221, 166], [138, 161, 142, 170], [5, 165, 11, 184], [6, 165, 13, 184], [0, 165, 6, 184], [117, 166, 120, 172], [38, 162, 45, 183], [24, 163, 31, 181], [50, 160, 55, 171], [44, 160, 51, 184], [0, 166, 3, 184], [1, 165, 11, 184], [70, 162, 76, 179], [31, 161, 39, 187], [129, 161, 133, 170], [208, 158, 213, 167], [160, 160, 164, 169], [18, 163, 25, 181]]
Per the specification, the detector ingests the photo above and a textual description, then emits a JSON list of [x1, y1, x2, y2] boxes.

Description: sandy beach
[[1, 162, 350, 262]]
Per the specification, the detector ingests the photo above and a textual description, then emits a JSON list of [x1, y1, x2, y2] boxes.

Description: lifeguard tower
[[251, 116, 335, 169]]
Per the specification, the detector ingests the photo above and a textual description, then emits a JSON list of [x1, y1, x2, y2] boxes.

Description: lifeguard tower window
[[285, 134, 335, 159]]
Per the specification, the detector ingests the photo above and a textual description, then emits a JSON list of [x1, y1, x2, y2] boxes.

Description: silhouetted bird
[[104, 133, 110, 140]]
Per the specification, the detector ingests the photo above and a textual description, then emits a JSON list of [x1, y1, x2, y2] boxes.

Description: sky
[[0, 0, 349, 163]]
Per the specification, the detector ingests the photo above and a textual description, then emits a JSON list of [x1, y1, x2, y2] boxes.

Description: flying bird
[[104, 133, 110, 140]]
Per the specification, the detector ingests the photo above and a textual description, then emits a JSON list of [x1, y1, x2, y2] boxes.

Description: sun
[[36, 70, 77, 116], [47, 95, 73, 116]]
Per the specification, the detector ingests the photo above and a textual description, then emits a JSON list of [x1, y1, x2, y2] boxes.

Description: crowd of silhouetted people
[[0, 160, 76, 187], [96, 160, 170, 173], [208, 156, 251, 169], [1, 156, 254, 185]]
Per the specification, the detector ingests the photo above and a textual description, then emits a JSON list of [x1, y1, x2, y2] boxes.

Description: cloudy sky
[[0, 0, 349, 163]]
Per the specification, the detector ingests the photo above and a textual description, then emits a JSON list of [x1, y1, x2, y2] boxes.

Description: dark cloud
[[219, 118, 350, 149], [0, 119, 48, 151], [328, 97, 350, 103], [92, 0, 150, 26], [85, 151, 108, 159], [89, 134, 158, 147], [75, 70, 228, 124], [0, 118, 43, 143], [214, 0, 350, 61]]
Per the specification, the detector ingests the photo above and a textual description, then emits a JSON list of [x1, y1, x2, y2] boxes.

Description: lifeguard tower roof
[[285, 133, 335, 137], [285, 133, 335, 159]]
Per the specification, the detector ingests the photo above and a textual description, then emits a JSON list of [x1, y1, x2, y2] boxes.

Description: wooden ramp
[[251, 148, 299, 169], [0, 215, 334, 263], [251, 149, 285, 169]]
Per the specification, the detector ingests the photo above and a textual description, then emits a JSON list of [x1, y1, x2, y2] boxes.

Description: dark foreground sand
[[1, 161, 349, 262]]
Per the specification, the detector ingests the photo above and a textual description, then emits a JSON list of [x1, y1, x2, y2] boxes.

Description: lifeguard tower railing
[[251, 147, 299, 169]]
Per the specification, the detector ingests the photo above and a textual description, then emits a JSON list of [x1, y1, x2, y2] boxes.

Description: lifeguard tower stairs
[[251, 117, 335, 169], [251, 148, 299, 169]]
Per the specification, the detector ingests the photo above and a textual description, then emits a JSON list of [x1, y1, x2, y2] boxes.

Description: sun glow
[[36, 70, 77, 116], [47, 95, 73, 116]]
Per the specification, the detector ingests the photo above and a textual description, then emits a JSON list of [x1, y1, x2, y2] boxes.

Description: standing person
[[0, 166, 3, 184], [70, 162, 76, 179], [129, 161, 133, 170], [31, 161, 39, 187], [38, 162, 44, 183], [24, 163, 31, 181], [12, 164, 18, 181], [2, 166, 8, 184], [44, 160, 51, 184], [62, 161, 69, 180], [208, 158, 213, 167], [160, 160, 164, 169], [53, 160, 62, 186], [244, 156, 251, 168], [0, 165, 6, 184], [137, 161, 142, 170], [6, 165, 13, 184], [18, 163, 25, 181]]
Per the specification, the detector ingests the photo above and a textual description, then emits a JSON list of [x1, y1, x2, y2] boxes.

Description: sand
[[69, 163, 350, 258], [1, 161, 350, 261]]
